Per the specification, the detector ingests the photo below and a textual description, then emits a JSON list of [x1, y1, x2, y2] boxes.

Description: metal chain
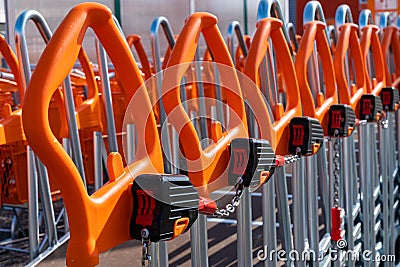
[[141, 229, 151, 267], [284, 154, 301, 164], [380, 110, 388, 129], [332, 130, 340, 208], [213, 177, 244, 217]]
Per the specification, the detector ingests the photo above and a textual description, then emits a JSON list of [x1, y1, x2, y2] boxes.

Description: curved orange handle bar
[[381, 26, 400, 86], [0, 35, 24, 102], [243, 18, 302, 155], [74, 48, 103, 130], [162, 12, 248, 194], [126, 34, 152, 80], [333, 23, 366, 111], [295, 21, 338, 130], [234, 35, 251, 72], [22, 3, 163, 266], [359, 25, 386, 95]]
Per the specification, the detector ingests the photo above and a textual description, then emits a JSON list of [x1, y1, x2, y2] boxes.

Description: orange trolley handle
[[22, 3, 163, 266], [381, 26, 400, 86], [161, 12, 248, 193], [333, 23, 366, 111], [126, 34, 152, 80], [0, 35, 24, 103], [295, 21, 338, 128], [359, 24, 386, 94], [243, 18, 302, 155]]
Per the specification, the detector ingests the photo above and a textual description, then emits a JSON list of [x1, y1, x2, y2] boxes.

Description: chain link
[[332, 130, 340, 208], [380, 110, 388, 129], [213, 177, 244, 217], [141, 229, 151, 267], [284, 154, 301, 164]]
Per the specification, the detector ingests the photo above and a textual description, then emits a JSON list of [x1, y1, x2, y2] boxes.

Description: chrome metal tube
[[190, 215, 209, 267], [93, 131, 103, 191], [95, 41, 118, 153], [28, 146, 39, 260], [263, 180, 277, 267], [292, 158, 306, 267], [238, 188, 253, 267]]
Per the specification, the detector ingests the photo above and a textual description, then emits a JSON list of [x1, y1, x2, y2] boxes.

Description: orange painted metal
[[22, 3, 164, 266]]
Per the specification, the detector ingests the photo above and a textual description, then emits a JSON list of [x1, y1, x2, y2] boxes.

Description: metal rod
[[93, 131, 103, 191], [28, 146, 39, 260], [379, 121, 389, 259], [36, 159, 58, 247], [95, 40, 118, 153], [190, 214, 209, 267], [238, 188, 253, 267], [150, 242, 168, 267], [317, 142, 331, 233], [358, 122, 371, 265], [274, 167, 293, 260], [150, 16, 176, 174], [342, 135, 355, 266], [126, 124, 136, 164], [306, 155, 319, 261], [292, 157, 306, 267], [262, 179, 277, 267]]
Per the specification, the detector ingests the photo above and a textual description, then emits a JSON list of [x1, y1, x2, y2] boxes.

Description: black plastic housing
[[359, 94, 383, 121], [228, 138, 275, 188], [288, 117, 324, 156], [328, 104, 356, 137], [380, 87, 399, 112], [130, 174, 199, 242]]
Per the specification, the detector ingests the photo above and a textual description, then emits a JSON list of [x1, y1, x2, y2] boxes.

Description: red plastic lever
[[198, 197, 217, 215]]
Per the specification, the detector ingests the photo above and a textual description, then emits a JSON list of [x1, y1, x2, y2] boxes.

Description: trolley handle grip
[[333, 23, 366, 110], [162, 12, 248, 161], [295, 21, 338, 122]]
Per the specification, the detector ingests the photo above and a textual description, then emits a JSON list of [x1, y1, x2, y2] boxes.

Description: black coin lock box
[[130, 174, 199, 242]]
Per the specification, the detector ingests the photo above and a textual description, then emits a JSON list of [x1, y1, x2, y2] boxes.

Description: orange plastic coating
[[0, 35, 24, 100], [243, 18, 302, 155], [359, 25, 386, 95], [381, 26, 400, 87], [295, 21, 338, 133], [333, 23, 366, 111], [22, 3, 163, 266], [161, 12, 248, 195], [126, 34, 152, 80]]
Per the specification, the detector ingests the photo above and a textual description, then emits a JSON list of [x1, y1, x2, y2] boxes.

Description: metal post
[[27, 146, 39, 260], [306, 155, 319, 261], [387, 113, 396, 259], [292, 157, 306, 267], [126, 124, 136, 164], [317, 142, 331, 233], [150, 242, 168, 267], [238, 188, 253, 267], [370, 123, 378, 257], [262, 179, 277, 267], [190, 214, 209, 267], [342, 135, 354, 266], [36, 159, 58, 247], [379, 118, 391, 260], [93, 132, 103, 191], [95, 40, 118, 153], [275, 167, 293, 257], [358, 122, 371, 266]]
